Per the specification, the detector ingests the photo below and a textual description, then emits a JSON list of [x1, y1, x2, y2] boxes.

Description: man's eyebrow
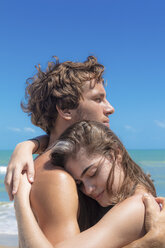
[[80, 164, 94, 178], [93, 92, 106, 98], [95, 93, 105, 97]]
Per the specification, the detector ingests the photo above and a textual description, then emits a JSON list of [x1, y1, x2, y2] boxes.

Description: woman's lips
[[95, 191, 104, 201]]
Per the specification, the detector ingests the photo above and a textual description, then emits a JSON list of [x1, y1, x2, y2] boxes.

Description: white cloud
[[124, 125, 136, 132], [8, 127, 21, 132], [8, 127, 35, 133], [154, 120, 165, 128], [24, 127, 35, 133]]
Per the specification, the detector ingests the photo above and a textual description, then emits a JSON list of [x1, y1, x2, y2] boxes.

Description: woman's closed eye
[[87, 167, 98, 177]]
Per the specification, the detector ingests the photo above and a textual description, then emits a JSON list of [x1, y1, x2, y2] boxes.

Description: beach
[[0, 202, 18, 247], [0, 149, 165, 247], [0, 234, 18, 247], [0, 247, 17, 248], [0, 151, 18, 247]]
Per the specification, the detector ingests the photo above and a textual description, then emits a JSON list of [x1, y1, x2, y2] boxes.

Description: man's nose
[[104, 99, 115, 116]]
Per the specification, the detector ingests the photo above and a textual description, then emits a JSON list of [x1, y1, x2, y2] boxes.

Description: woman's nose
[[84, 183, 95, 196]]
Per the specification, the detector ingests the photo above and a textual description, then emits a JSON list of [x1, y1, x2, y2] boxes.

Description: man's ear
[[56, 105, 72, 120]]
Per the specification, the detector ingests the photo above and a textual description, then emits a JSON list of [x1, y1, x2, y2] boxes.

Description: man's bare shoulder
[[30, 151, 80, 245], [30, 151, 79, 222], [33, 149, 76, 187], [31, 164, 78, 199]]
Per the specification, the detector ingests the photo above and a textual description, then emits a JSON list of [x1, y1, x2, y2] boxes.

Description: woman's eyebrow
[[79, 157, 104, 179], [80, 164, 95, 178]]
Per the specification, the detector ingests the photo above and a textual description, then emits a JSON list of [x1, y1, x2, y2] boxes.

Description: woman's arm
[[5, 135, 49, 200]]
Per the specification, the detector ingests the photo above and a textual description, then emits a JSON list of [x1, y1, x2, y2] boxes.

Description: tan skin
[[5, 80, 165, 247], [30, 150, 80, 245], [9, 80, 118, 247], [124, 196, 165, 248], [65, 151, 124, 207], [32, 149, 147, 247], [5, 80, 114, 199], [15, 173, 165, 248], [29, 81, 116, 246]]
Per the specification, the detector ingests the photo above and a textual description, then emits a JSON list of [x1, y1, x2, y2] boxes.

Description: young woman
[[49, 120, 156, 240], [51, 120, 156, 205], [14, 120, 164, 248]]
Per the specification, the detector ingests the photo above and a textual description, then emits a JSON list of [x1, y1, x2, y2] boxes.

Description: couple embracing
[[5, 56, 165, 248]]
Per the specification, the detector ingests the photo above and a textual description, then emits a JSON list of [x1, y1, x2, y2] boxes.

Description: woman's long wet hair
[[50, 120, 156, 230]]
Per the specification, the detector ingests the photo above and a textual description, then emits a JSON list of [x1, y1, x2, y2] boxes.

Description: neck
[[48, 131, 60, 148], [48, 117, 72, 149]]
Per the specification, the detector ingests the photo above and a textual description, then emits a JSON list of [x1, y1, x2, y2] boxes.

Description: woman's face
[[65, 148, 123, 207]]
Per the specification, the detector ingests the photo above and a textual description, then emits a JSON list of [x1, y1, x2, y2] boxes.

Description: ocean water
[[0, 150, 18, 239], [0, 149, 165, 240]]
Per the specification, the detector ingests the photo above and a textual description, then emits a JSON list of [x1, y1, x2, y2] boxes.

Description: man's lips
[[103, 122, 110, 127]]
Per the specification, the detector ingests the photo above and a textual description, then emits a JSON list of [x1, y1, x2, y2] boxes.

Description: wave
[[140, 161, 165, 167], [0, 202, 18, 235], [0, 166, 7, 175]]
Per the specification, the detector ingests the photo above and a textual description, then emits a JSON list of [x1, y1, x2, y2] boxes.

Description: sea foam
[[0, 166, 7, 175], [0, 202, 18, 235]]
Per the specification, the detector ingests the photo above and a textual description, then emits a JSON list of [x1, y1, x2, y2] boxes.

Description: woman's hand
[[5, 141, 36, 201]]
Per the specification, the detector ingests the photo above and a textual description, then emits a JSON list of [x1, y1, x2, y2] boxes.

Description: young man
[[5, 56, 165, 247]]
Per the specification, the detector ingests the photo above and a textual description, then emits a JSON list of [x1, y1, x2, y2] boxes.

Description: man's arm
[[123, 234, 164, 248], [5, 135, 49, 200], [123, 195, 165, 248]]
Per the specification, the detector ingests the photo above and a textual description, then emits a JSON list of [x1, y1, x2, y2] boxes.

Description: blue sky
[[0, 0, 165, 149]]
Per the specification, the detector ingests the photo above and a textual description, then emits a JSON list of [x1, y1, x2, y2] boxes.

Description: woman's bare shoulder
[[114, 194, 146, 239], [98, 193, 146, 247]]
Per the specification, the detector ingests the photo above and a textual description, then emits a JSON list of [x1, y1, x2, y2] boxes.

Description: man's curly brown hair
[[21, 56, 105, 134]]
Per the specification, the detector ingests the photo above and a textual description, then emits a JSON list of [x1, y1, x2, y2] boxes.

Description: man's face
[[72, 80, 115, 127]]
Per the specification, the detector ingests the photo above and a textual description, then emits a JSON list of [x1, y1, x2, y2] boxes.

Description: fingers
[[4, 141, 36, 202], [12, 166, 23, 195], [142, 194, 158, 232], [142, 194, 154, 210], [5, 159, 35, 201], [143, 195, 165, 210], [12, 159, 35, 194], [27, 158, 35, 183], [4, 170, 13, 201], [155, 197, 165, 205], [155, 197, 165, 210], [143, 193, 160, 215]]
